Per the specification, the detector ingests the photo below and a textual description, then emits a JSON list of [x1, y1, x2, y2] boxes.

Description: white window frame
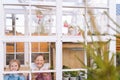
[[0, 0, 116, 80]]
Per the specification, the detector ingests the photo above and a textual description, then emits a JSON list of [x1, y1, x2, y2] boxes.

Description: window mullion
[[56, 0, 63, 80]]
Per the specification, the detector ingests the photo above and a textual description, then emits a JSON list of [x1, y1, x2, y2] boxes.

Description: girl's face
[[10, 62, 19, 71], [35, 56, 45, 69]]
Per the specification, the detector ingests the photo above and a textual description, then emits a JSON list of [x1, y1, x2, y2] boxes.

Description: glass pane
[[30, 0, 56, 2], [4, 0, 29, 3], [5, 14, 12, 26], [31, 42, 49, 52], [16, 54, 24, 64], [6, 54, 24, 65], [88, 0, 108, 7], [6, 54, 14, 65], [62, 0, 85, 6], [62, 42, 86, 79], [116, 53, 120, 66], [15, 14, 25, 35], [87, 42, 108, 67], [62, 8, 85, 36], [4, 5, 28, 36], [31, 42, 56, 70], [6, 42, 14, 52], [62, 42, 85, 69], [5, 54, 26, 70], [86, 9, 108, 35], [116, 4, 120, 32], [31, 6, 56, 36], [16, 42, 24, 52], [6, 42, 24, 52], [31, 53, 49, 63], [5, 42, 29, 71]]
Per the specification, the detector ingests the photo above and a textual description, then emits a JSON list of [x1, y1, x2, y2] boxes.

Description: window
[[5, 42, 25, 65], [0, 0, 116, 80]]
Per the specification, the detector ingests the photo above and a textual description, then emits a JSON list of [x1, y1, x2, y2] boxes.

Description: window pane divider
[[31, 70, 56, 73]]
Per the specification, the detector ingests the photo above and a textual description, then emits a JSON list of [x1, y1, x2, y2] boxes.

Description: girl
[[31, 54, 49, 70], [4, 59, 25, 80], [31, 54, 52, 80]]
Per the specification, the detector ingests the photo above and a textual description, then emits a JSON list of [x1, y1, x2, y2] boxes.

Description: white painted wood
[[56, 0, 62, 80], [108, 0, 116, 65], [0, 0, 4, 79], [0, 0, 116, 80]]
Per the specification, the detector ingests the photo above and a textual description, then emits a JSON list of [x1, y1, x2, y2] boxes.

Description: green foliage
[[84, 42, 120, 80], [81, 23, 120, 80], [77, 2, 120, 80], [75, 41, 120, 80], [63, 65, 79, 77], [69, 71, 79, 77], [63, 71, 70, 77], [63, 65, 71, 77]]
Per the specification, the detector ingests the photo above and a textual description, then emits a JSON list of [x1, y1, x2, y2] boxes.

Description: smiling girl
[[4, 59, 25, 80]]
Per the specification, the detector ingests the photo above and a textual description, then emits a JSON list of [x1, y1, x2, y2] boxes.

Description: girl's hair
[[9, 59, 21, 70], [34, 54, 45, 61]]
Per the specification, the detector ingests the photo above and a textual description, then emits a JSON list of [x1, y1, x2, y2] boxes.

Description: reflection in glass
[[62, 8, 85, 36], [5, 42, 27, 71], [31, 42, 49, 52], [31, 42, 55, 70], [62, 42, 85, 69], [4, 5, 27, 36], [86, 9, 108, 35], [6, 54, 24, 65], [31, 7, 56, 36]]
